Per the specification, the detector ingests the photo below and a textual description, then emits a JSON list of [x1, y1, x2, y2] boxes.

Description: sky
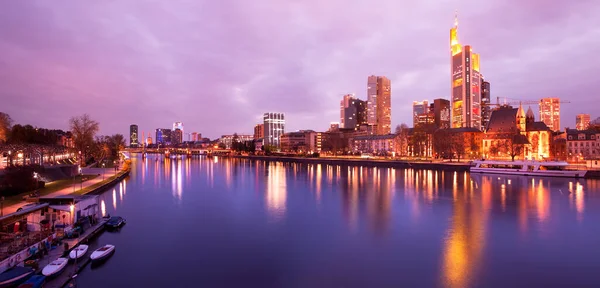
[[1, 0, 599, 139]]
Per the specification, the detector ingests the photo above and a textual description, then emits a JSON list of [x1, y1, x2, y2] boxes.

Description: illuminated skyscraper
[[412, 100, 429, 127], [576, 114, 590, 130], [481, 79, 491, 130], [172, 122, 184, 143], [254, 124, 264, 140], [450, 13, 482, 129], [539, 98, 560, 131], [340, 94, 367, 130], [367, 75, 391, 135], [263, 113, 285, 147], [129, 124, 139, 148]]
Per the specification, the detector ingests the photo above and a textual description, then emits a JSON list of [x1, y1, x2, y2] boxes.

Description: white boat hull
[[69, 244, 89, 260], [42, 258, 68, 277], [90, 245, 115, 262], [470, 168, 586, 178]]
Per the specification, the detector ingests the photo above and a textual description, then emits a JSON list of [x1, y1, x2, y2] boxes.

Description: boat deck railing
[[0, 230, 53, 262]]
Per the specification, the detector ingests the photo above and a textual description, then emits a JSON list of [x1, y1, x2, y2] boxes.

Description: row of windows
[[568, 142, 600, 147], [567, 135, 597, 140]]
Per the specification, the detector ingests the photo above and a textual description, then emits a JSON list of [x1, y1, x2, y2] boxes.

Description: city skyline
[[1, 1, 599, 139]]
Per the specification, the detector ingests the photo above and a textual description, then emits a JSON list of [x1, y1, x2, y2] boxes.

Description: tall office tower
[[412, 100, 429, 127], [481, 79, 491, 130], [254, 124, 264, 140], [450, 13, 482, 129], [340, 94, 368, 130], [129, 125, 139, 147], [367, 75, 392, 135], [191, 132, 198, 142], [433, 98, 451, 129], [263, 113, 285, 147], [539, 98, 560, 131], [576, 114, 591, 130], [172, 129, 182, 145], [172, 122, 184, 143], [155, 129, 163, 144]]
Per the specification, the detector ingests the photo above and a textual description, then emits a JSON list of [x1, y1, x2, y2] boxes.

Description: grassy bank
[[73, 170, 129, 195], [2, 174, 100, 207]]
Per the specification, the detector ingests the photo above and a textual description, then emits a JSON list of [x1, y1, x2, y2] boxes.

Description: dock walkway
[[40, 219, 108, 288]]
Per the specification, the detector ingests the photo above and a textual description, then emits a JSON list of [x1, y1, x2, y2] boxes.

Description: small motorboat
[[90, 245, 115, 263], [41, 258, 68, 278], [69, 244, 89, 260], [105, 216, 126, 229], [17, 275, 45, 288], [0, 266, 34, 288]]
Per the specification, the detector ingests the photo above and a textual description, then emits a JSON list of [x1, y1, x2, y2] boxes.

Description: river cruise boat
[[470, 160, 587, 178]]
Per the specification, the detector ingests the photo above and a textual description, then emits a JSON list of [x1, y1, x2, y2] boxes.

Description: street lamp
[[79, 166, 83, 190], [102, 163, 106, 181]]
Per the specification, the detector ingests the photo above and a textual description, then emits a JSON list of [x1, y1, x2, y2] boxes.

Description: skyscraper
[[576, 114, 591, 130], [481, 79, 491, 130], [172, 122, 184, 143], [367, 75, 391, 135], [433, 98, 451, 129], [450, 13, 482, 129], [263, 112, 285, 147], [412, 100, 429, 127], [340, 94, 367, 130], [129, 124, 139, 148], [539, 98, 560, 131]]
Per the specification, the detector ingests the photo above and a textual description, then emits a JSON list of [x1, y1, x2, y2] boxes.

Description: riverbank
[[231, 155, 472, 171]]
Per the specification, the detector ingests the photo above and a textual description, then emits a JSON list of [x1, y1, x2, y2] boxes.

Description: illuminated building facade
[[539, 98, 560, 131], [155, 128, 171, 145], [481, 79, 491, 130], [433, 98, 451, 129], [340, 94, 367, 130], [450, 14, 482, 129], [254, 124, 264, 140], [412, 100, 430, 126], [129, 124, 139, 148], [264, 112, 285, 147], [367, 75, 392, 135], [172, 122, 184, 144], [576, 114, 591, 130]]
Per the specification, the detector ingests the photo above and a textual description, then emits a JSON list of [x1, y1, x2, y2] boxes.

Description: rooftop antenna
[[454, 10, 458, 28]]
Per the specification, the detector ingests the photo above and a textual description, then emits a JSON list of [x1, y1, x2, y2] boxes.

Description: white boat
[[470, 160, 587, 178], [69, 244, 89, 260], [90, 245, 115, 262], [41, 258, 68, 277]]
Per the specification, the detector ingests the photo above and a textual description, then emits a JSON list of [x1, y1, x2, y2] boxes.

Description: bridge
[[122, 147, 232, 157]]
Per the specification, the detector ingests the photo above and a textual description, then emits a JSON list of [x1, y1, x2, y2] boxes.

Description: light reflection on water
[[94, 155, 600, 288]]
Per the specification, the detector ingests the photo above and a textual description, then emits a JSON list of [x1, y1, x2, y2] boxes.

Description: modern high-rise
[[254, 124, 264, 140], [576, 114, 591, 130], [367, 75, 391, 135], [172, 129, 182, 145], [263, 113, 285, 147], [433, 98, 451, 129], [191, 132, 198, 142], [539, 98, 560, 131], [450, 14, 482, 129], [481, 79, 491, 130], [412, 100, 429, 127], [155, 128, 171, 145], [172, 122, 184, 143], [129, 124, 139, 148], [340, 94, 367, 130]]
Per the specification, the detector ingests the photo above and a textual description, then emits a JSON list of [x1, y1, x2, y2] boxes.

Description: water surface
[[76, 155, 600, 287]]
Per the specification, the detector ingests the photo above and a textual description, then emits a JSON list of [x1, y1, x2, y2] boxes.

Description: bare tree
[[395, 123, 409, 157], [433, 129, 452, 160], [0, 112, 12, 143], [69, 114, 99, 164]]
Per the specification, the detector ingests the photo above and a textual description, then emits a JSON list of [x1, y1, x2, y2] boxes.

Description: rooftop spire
[[454, 10, 458, 28]]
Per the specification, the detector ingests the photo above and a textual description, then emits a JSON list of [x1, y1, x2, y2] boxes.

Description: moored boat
[[470, 160, 587, 178], [17, 275, 45, 288], [0, 266, 34, 288], [69, 244, 89, 260], [90, 245, 115, 263], [41, 258, 68, 278]]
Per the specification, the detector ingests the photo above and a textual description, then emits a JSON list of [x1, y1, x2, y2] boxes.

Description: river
[[75, 155, 600, 287]]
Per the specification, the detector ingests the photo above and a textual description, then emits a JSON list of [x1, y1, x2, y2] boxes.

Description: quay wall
[[230, 155, 471, 172]]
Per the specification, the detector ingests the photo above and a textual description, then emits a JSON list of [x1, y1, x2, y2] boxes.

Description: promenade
[[3, 167, 117, 215]]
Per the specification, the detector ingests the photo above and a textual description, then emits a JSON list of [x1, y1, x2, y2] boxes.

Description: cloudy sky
[[1, 0, 599, 139]]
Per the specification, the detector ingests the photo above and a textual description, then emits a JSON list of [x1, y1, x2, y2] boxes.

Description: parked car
[[16, 203, 38, 212]]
